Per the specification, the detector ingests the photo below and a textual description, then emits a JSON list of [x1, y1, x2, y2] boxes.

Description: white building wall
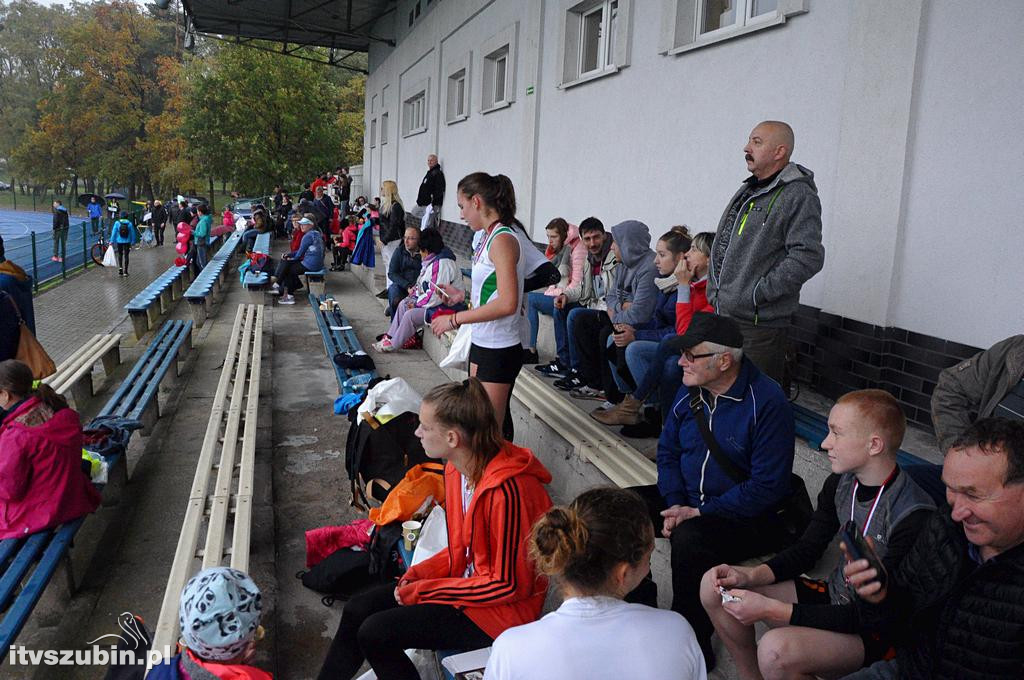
[[365, 0, 1022, 348]]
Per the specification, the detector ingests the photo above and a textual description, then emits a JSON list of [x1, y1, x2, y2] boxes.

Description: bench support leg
[[101, 345, 121, 377], [171, 276, 183, 300], [305, 275, 326, 297], [140, 398, 159, 437], [189, 301, 207, 328], [68, 377, 93, 412], [102, 453, 129, 506], [159, 288, 173, 313], [130, 312, 150, 342], [146, 304, 160, 332]]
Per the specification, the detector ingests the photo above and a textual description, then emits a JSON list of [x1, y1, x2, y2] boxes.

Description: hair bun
[[529, 506, 588, 576]]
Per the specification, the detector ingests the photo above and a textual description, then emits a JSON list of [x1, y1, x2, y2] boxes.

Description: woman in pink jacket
[[0, 359, 100, 539], [523, 218, 586, 364]]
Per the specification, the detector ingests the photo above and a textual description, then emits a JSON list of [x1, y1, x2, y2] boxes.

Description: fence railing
[[4, 207, 146, 294]]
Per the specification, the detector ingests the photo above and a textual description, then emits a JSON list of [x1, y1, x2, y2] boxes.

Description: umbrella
[[104, 192, 128, 200], [77, 193, 105, 207]]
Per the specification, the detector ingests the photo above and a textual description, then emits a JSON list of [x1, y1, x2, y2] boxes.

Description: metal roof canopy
[[182, 0, 395, 70]]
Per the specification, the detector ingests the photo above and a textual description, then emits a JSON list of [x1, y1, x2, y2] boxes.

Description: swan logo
[[85, 612, 149, 649], [7, 613, 172, 666]]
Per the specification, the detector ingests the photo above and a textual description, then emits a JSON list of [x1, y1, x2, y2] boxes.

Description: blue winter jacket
[[657, 357, 794, 518], [109, 219, 138, 245], [87, 202, 103, 219], [633, 288, 677, 342], [290, 230, 325, 271]]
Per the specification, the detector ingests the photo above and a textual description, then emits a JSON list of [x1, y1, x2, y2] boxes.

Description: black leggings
[[115, 243, 131, 272], [317, 582, 492, 680]]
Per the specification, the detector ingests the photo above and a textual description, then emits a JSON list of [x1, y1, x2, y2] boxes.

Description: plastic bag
[[439, 323, 472, 371], [356, 377, 422, 420], [102, 244, 117, 267], [411, 505, 447, 567], [141, 227, 154, 244]]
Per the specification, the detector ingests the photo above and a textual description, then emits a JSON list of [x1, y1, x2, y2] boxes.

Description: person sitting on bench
[[486, 486, 707, 679], [273, 215, 324, 305], [700, 389, 935, 680], [316, 378, 553, 680], [0, 359, 100, 539], [147, 566, 269, 680], [373, 228, 463, 353]]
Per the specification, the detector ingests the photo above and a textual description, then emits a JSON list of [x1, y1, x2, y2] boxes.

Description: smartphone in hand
[[428, 280, 450, 299], [840, 520, 887, 591]]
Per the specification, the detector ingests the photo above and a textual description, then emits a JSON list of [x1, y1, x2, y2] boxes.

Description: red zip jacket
[[398, 442, 553, 639], [675, 276, 713, 334]]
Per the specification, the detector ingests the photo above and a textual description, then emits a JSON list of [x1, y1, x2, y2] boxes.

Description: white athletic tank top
[[471, 223, 525, 348]]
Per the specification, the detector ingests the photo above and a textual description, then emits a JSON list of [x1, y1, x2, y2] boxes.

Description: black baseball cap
[[665, 312, 744, 353]]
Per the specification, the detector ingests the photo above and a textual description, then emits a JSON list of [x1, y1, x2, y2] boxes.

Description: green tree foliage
[[337, 74, 366, 167], [182, 43, 348, 195]]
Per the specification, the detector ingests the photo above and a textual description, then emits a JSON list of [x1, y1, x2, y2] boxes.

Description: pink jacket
[[0, 397, 101, 539], [544, 223, 586, 296]]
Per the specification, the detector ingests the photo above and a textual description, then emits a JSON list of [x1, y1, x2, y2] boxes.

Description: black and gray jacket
[[858, 507, 1024, 679], [709, 162, 825, 327]]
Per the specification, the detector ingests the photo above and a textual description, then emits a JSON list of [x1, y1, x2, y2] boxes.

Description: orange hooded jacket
[[397, 441, 553, 639]]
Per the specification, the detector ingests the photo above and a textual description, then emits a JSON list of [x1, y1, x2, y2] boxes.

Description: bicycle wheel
[[91, 241, 107, 266]]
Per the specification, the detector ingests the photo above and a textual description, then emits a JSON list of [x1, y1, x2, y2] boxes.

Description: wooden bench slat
[[46, 334, 121, 396], [0, 533, 50, 613]]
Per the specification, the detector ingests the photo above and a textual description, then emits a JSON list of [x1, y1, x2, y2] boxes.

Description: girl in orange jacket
[[317, 378, 552, 680]]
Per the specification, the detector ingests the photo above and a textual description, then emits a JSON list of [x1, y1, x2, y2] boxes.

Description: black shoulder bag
[[688, 387, 813, 544]]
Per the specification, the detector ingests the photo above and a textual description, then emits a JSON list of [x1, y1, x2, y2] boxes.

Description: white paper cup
[[402, 520, 423, 551]]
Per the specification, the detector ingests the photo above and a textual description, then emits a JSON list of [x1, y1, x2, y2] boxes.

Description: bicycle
[[90, 229, 110, 266]]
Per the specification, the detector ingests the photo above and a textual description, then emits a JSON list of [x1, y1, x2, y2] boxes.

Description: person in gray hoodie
[[555, 220, 658, 400], [709, 121, 825, 385]]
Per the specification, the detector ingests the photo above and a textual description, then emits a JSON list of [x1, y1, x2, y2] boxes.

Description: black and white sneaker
[[535, 360, 568, 378], [553, 371, 585, 391]]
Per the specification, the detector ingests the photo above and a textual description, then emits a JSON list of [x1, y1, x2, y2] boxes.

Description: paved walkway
[[32, 243, 179, 363]]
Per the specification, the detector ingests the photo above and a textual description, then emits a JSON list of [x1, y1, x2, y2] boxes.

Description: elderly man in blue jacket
[[629, 311, 795, 670]]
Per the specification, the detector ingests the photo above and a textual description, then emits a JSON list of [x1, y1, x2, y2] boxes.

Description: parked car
[[0, 181, 11, 191]]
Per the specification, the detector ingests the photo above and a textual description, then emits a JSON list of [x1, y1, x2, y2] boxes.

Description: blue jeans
[[549, 300, 579, 366], [631, 335, 685, 417], [608, 340, 659, 396], [242, 228, 259, 252], [196, 243, 209, 270], [526, 292, 555, 349], [387, 283, 410, 315]]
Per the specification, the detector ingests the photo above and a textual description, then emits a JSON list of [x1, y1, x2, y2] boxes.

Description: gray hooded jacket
[[709, 162, 825, 327], [607, 220, 658, 326]]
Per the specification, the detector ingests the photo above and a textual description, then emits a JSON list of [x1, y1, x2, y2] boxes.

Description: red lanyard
[[850, 467, 898, 536]]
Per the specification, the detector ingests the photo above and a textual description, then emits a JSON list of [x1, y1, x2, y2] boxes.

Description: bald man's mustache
[[744, 154, 754, 162]]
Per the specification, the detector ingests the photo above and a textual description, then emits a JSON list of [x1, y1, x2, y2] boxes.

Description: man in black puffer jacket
[[842, 417, 1024, 680]]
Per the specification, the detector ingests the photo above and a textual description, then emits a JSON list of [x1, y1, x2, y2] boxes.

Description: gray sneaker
[[570, 386, 606, 401]]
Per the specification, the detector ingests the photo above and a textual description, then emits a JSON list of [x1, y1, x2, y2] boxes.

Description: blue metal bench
[[242, 233, 272, 297], [185, 232, 242, 326], [97, 319, 193, 435], [793, 403, 945, 503], [0, 517, 87, 663], [125, 264, 189, 340], [302, 268, 327, 297], [308, 293, 376, 390]]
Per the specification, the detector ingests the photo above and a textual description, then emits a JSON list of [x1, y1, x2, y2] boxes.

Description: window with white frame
[[380, 112, 388, 144], [370, 118, 377, 148], [402, 89, 427, 137], [660, 0, 805, 55], [446, 68, 469, 123], [479, 23, 517, 113], [558, 0, 631, 89]]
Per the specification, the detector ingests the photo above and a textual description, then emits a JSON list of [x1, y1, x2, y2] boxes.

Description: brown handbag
[[7, 296, 56, 379]]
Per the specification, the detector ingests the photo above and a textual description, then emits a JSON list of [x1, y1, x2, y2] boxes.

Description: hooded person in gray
[[709, 121, 825, 384], [607, 220, 658, 326]]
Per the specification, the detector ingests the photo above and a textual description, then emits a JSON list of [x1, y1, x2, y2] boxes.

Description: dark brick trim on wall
[[791, 304, 982, 430]]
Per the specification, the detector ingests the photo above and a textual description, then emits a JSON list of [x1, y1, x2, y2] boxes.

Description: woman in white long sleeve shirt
[[484, 487, 707, 680]]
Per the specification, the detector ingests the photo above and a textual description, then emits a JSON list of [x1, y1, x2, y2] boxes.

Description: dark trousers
[[627, 484, 789, 664], [386, 283, 409, 315], [316, 582, 492, 680], [279, 260, 308, 295], [634, 335, 686, 419], [155, 222, 165, 245], [570, 309, 614, 388], [90, 217, 100, 235], [115, 243, 131, 272], [333, 245, 351, 268], [52, 228, 68, 257], [732, 319, 789, 387]]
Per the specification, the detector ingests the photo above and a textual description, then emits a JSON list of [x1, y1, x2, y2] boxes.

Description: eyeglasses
[[682, 350, 719, 362]]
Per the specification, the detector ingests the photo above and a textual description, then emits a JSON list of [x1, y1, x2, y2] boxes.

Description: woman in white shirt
[[485, 487, 708, 680], [429, 172, 526, 440]]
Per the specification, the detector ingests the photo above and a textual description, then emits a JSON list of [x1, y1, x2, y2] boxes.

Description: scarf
[[0, 260, 29, 281], [654, 275, 678, 294]]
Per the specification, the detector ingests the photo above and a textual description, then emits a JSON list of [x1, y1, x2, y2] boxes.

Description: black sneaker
[[376, 289, 389, 299], [553, 372, 586, 392], [535, 360, 568, 378], [522, 348, 539, 364]]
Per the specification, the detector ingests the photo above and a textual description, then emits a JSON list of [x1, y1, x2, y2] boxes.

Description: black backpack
[[344, 406, 428, 511], [118, 220, 130, 239]]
